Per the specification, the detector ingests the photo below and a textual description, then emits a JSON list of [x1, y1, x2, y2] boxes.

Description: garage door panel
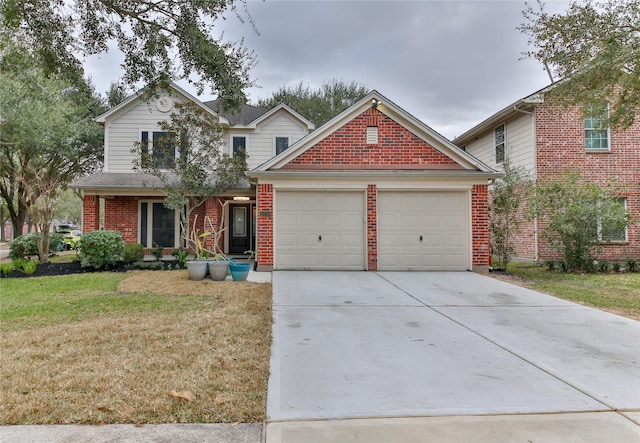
[[378, 191, 469, 271], [276, 191, 365, 270]]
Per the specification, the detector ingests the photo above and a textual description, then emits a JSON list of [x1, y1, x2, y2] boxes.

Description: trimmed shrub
[[78, 230, 124, 270], [49, 232, 65, 252], [134, 261, 163, 270], [9, 234, 38, 260], [123, 243, 145, 264], [9, 232, 67, 260], [151, 242, 163, 261]]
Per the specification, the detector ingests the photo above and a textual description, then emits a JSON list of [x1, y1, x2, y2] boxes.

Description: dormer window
[[275, 137, 289, 155], [367, 126, 378, 144]]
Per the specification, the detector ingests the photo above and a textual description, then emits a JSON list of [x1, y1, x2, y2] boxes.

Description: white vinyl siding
[[377, 191, 469, 270], [463, 113, 535, 172], [104, 96, 187, 173], [223, 114, 309, 169]]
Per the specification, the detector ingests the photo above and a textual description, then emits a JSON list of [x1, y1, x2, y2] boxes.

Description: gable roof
[[204, 101, 315, 130], [453, 84, 550, 147], [203, 100, 268, 126], [254, 90, 497, 175], [94, 82, 228, 125]]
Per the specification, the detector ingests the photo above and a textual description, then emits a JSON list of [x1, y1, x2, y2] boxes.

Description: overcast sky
[[84, 0, 571, 139]]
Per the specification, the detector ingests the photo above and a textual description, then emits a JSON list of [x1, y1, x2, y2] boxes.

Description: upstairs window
[[584, 104, 610, 151], [141, 131, 175, 169], [275, 137, 289, 155], [494, 124, 505, 164], [233, 136, 247, 158]]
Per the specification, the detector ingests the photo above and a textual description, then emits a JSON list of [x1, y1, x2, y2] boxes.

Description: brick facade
[[82, 195, 100, 233], [86, 195, 230, 256], [534, 100, 640, 261], [255, 108, 493, 271], [472, 184, 490, 267], [256, 184, 273, 269], [288, 109, 460, 168]]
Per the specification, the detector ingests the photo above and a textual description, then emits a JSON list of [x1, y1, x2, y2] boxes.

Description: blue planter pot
[[229, 262, 251, 281]]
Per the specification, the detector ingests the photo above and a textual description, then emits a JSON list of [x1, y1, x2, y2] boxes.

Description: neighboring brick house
[[72, 83, 315, 256], [250, 91, 500, 272], [453, 87, 640, 263]]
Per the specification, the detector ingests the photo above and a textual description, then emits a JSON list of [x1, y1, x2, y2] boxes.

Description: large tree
[[1, 0, 255, 111], [257, 79, 369, 128], [0, 35, 104, 248], [134, 102, 247, 258], [520, 0, 639, 129]]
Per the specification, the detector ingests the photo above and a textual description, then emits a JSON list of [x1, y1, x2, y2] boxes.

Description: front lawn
[[0, 270, 272, 425], [506, 262, 640, 320]]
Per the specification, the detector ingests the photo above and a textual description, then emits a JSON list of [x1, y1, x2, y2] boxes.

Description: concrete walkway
[[266, 271, 640, 442]]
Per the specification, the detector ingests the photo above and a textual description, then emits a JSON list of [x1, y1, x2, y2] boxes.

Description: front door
[[229, 204, 251, 254]]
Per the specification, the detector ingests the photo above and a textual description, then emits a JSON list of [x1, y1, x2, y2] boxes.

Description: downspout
[[513, 105, 539, 261]]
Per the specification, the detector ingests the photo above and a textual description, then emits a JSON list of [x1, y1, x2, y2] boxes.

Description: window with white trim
[[494, 124, 505, 164], [141, 131, 175, 169], [139, 201, 181, 248], [232, 136, 247, 158], [584, 104, 610, 151], [598, 197, 627, 242], [275, 136, 289, 155]]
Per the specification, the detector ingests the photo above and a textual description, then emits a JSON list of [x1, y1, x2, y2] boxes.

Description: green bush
[[627, 259, 638, 272], [78, 230, 124, 270], [598, 260, 609, 273], [9, 232, 67, 260], [49, 232, 65, 252], [133, 261, 163, 270], [151, 242, 163, 261], [9, 234, 38, 260], [123, 243, 145, 264]]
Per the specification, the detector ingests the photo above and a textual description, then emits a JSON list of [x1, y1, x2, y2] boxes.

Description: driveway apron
[[266, 271, 640, 442]]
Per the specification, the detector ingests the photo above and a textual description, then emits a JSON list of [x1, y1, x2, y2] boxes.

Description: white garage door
[[378, 191, 469, 270], [275, 191, 365, 270]]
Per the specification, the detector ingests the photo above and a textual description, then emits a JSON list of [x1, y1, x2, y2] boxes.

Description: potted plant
[[229, 250, 255, 282], [186, 216, 208, 281]]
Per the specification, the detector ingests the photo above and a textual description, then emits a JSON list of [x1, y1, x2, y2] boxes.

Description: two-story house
[[74, 86, 501, 271], [453, 87, 640, 263], [73, 83, 315, 256]]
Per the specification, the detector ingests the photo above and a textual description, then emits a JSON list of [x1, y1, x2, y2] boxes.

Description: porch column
[[83, 195, 100, 233], [256, 184, 273, 271]]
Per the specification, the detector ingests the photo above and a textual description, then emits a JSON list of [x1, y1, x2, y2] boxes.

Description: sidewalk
[[0, 423, 263, 443]]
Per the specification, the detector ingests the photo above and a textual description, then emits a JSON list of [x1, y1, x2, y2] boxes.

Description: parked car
[[58, 228, 83, 250]]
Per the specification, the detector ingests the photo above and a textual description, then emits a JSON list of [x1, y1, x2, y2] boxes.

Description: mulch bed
[[2, 260, 180, 278]]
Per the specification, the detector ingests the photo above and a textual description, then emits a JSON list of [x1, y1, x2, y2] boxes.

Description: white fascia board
[[94, 82, 229, 125], [256, 89, 498, 174], [250, 103, 315, 130], [249, 169, 503, 181]]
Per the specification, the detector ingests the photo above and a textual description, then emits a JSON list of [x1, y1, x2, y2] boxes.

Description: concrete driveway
[[266, 271, 640, 442]]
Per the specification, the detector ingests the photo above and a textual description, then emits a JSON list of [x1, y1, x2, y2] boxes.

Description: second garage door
[[378, 191, 469, 270], [275, 191, 365, 270]]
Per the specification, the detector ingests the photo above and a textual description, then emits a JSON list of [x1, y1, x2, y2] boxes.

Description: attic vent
[[366, 126, 378, 144]]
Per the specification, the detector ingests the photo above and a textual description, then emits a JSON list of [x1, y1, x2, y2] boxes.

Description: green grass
[[0, 273, 221, 331], [508, 261, 640, 316]]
